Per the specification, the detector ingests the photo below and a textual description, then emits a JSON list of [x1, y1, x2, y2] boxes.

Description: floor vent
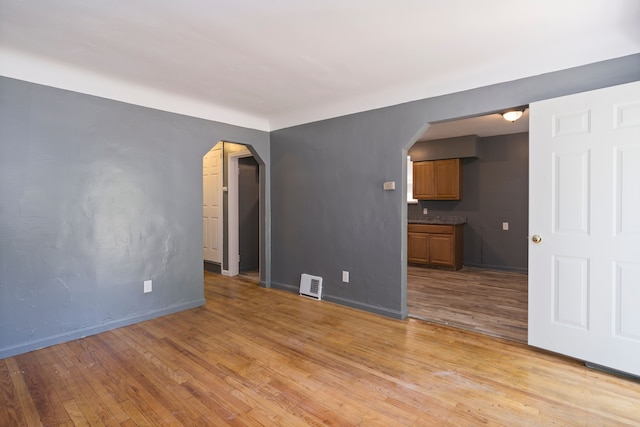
[[299, 274, 323, 300]]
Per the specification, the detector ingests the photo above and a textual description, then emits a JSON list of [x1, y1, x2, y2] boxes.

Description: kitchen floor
[[407, 264, 528, 343]]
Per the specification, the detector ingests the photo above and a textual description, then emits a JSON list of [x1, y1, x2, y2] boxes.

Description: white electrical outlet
[[502, 222, 509, 231], [423, 208, 428, 215], [342, 271, 349, 283], [144, 280, 152, 293]]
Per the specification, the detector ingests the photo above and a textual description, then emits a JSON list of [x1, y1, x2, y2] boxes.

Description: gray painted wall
[[270, 54, 640, 319], [0, 77, 270, 358], [409, 133, 529, 272]]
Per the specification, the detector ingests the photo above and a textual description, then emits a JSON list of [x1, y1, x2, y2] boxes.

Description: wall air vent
[[299, 274, 323, 300]]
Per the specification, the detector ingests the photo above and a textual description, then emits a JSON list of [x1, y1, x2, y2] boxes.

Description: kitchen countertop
[[408, 215, 467, 225]]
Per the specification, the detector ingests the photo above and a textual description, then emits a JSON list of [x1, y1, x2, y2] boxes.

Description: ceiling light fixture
[[502, 110, 524, 122]]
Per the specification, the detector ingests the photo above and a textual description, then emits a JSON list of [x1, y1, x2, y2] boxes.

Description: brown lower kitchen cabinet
[[408, 223, 464, 270]]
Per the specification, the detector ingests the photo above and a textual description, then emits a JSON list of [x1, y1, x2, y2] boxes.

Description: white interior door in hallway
[[529, 80, 640, 377], [203, 143, 223, 263]]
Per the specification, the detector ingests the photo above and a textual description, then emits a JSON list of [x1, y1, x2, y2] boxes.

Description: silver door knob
[[532, 235, 542, 244]]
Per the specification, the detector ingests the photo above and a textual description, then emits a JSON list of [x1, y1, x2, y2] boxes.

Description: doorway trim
[[223, 148, 252, 277], [203, 142, 224, 268]]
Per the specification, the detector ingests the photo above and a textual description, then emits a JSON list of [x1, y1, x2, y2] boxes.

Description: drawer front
[[408, 224, 453, 234]]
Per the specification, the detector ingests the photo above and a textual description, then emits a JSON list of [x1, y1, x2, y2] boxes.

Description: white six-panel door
[[529, 81, 640, 377], [203, 144, 223, 263]]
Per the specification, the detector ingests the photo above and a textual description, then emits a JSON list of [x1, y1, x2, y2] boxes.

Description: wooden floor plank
[[1, 271, 639, 426], [62, 399, 91, 427], [16, 351, 71, 426], [59, 340, 132, 425], [0, 358, 42, 427]]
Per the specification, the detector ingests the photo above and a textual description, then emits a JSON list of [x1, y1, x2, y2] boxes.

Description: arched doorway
[[203, 141, 263, 280]]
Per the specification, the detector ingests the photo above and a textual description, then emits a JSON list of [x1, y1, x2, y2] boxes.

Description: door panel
[[529, 80, 640, 377], [616, 263, 640, 339], [203, 144, 223, 263], [553, 256, 589, 329], [408, 232, 429, 264], [429, 234, 453, 265], [553, 150, 590, 234], [433, 159, 460, 199], [616, 146, 640, 234], [413, 161, 434, 199]]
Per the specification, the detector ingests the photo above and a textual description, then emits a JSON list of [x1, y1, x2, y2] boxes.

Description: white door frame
[[223, 148, 252, 277]]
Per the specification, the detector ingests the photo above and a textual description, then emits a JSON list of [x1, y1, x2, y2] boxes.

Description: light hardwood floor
[[407, 265, 528, 343], [1, 271, 639, 426]]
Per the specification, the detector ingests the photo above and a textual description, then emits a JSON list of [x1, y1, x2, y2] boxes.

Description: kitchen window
[[407, 155, 418, 204]]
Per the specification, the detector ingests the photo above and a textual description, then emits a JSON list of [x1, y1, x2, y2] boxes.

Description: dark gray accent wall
[[270, 54, 640, 319], [239, 156, 260, 271], [270, 109, 427, 319], [409, 133, 529, 272], [0, 77, 269, 358], [410, 135, 481, 160]]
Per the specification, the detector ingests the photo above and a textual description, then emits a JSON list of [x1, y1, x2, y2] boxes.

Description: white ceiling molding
[[0, 47, 270, 131]]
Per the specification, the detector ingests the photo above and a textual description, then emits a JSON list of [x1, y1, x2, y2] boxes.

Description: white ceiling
[[1, 0, 638, 131]]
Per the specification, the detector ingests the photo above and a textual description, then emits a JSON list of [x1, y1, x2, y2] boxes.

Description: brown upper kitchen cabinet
[[413, 158, 462, 200]]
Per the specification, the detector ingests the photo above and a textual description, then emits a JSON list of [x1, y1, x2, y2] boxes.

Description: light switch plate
[[383, 181, 396, 191], [342, 271, 349, 283]]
